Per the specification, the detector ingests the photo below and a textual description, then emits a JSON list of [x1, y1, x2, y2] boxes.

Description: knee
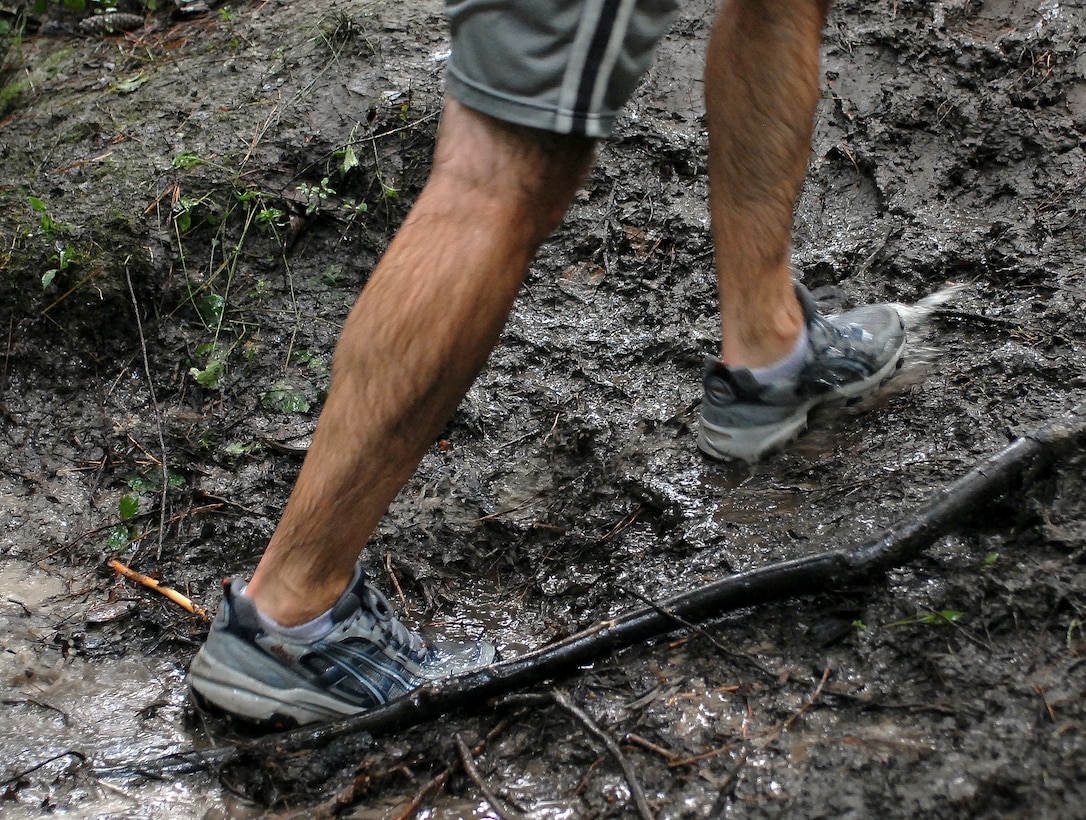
[[429, 99, 595, 239]]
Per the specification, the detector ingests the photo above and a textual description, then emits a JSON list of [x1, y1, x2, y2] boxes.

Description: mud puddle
[[0, 560, 246, 817]]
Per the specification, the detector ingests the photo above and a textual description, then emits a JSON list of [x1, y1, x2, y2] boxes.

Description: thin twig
[[110, 559, 208, 620], [454, 734, 524, 820], [553, 689, 654, 820], [125, 260, 169, 560], [1, 751, 87, 786], [625, 733, 680, 764], [394, 770, 448, 820], [385, 551, 409, 612], [707, 750, 749, 814], [40, 266, 105, 315], [620, 585, 778, 681], [771, 666, 831, 738]]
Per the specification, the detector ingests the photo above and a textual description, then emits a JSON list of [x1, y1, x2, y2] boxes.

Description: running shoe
[[187, 564, 496, 726], [698, 283, 906, 463]]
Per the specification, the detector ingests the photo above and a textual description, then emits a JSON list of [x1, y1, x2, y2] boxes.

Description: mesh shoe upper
[[699, 283, 905, 462]]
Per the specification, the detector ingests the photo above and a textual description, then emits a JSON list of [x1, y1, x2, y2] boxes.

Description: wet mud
[[1, 0, 1085, 816]]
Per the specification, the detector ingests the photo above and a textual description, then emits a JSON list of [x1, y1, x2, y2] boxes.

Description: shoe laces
[[358, 581, 426, 657]]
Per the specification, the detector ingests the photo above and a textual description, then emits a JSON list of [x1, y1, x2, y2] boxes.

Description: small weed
[[106, 469, 182, 551], [28, 195, 58, 236], [190, 355, 225, 389], [118, 493, 140, 521], [852, 619, 867, 634], [41, 244, 75, 288], [298, 177, 336, 216], [128, 469, 184, 494], [196, 293, 226, 328], [28, 195, 80, 288], [251, 278, 271, 299], [982, 552, 999, 567], [255, 205, 285, 230], [260, 380, 312, 413], [321, 264, 347, 286], [172, 152, 205, 169], [222, 440, 263, 457], [106, 522, 135, 551]]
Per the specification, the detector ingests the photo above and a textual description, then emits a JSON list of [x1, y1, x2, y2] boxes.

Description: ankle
[[721, 309, 805, 368], [244, 571, 350, 628]]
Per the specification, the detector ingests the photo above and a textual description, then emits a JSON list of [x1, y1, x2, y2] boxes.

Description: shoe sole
[[698, 336, 906, 463]]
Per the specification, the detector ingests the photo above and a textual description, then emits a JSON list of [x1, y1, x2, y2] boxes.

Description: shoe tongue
[[330, 589, 363, 622], [329, 569, 427, 656]]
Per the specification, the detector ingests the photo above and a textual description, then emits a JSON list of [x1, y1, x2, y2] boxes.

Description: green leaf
[[261, 382, 311, 413], [340, 144, 359, 174], [113, 74, 149, 94], [106, 524, 132, 552], [128, 474, 156, 493], [197, 293, 226, 326], [223, 440, 263, 456], [118, 494, 140, 521], [42, 269, 57, 289], [172, 152, 204, 168], [190, 360, 225, 388]]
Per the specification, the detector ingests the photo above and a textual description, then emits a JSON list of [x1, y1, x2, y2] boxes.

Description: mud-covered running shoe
[[698, 283, 906, 463], [187, 564, 496, 726]]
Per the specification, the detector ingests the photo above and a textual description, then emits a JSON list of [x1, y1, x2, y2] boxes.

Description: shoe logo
[[268, 643, 293, 664]]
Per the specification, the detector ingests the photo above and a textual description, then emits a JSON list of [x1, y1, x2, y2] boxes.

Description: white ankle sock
[[238, 583, 335, 639], [746, 325, 810, 386]]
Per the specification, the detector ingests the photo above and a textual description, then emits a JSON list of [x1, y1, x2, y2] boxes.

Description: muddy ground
[[1, 0, 1085, 816]]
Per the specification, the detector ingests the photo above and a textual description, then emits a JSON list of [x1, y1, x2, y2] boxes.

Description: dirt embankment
[[1, 0, 1085, 816]]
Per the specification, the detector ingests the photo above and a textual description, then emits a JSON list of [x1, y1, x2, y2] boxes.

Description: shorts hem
[[446, 68, 615, 140]]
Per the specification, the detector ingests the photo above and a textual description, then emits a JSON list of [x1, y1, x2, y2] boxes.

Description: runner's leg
[[244, 100, 594, 625], [705, 0, 831, 369]]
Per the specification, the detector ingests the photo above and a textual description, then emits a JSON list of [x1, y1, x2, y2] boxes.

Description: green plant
[[189, 343, 225, 388], [105, 470, 183, 551], [105, 492, 140, 551], [1067, 619, 1083, 651], [298, 176, 336, 216], [41, 244, 74, 288], [28, 195, 57, 235], [260, 380, 312, 413], [28, 195, 78, 288]]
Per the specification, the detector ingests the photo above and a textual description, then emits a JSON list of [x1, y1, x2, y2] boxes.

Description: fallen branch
[[97, 400, 1086, 777]]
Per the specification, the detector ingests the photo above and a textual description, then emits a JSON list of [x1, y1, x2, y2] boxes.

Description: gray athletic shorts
[[445, 0, 683, 139]]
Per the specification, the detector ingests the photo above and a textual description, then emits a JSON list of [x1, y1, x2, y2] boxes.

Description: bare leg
[[706, 0, 830, 368], [245, 100, 594, 625]]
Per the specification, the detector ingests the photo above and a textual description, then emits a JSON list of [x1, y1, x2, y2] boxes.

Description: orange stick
[[109, 559, 209, 621]]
